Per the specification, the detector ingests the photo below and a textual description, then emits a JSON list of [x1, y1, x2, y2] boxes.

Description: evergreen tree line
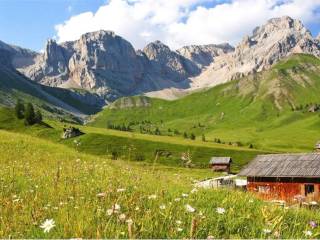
[[15, 100, 42, 126], [183, 132, 196, 140], [107, 123, 132, 132]]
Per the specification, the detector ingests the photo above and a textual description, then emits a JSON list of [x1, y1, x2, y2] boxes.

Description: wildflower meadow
[[1, 130, 320, 238]]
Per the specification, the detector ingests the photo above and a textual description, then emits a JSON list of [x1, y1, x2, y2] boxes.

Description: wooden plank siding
[[247, 177, 320, 201]]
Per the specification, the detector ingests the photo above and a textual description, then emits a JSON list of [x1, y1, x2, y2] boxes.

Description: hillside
[[1, 128, 320, 238], [0, 63, 104, 122], [0, 107, 267, 171], [90, 54, 320, 152]]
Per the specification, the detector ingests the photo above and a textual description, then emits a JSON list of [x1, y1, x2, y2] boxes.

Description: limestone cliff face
[[67, 31, 145, 99], [177, 43, 234, 69], [20, 31, 230, 100], [22, 39, 73, 86], [17, 16, 320, 101], [191, 16, 320, 89], [142, 40, 200, 82]]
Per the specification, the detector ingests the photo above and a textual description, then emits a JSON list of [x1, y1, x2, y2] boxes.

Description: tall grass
[[0, 130, 320, 238]]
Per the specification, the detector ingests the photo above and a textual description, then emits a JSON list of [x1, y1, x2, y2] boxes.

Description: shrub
[[24, 103, 36, 126], [15, 99, 25, 119], [202, 134, 206, 142], [190, 133, 196, 140], [111, 151, 119, 160], [134, 153, 145, 161], [34, 110, 43, 123]]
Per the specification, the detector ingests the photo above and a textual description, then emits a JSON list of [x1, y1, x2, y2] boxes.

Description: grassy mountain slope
[[90, 54, 320, 152], [1, 127, 320, 238], [0, 107, 268, 171], [0, 64, 103, 120]]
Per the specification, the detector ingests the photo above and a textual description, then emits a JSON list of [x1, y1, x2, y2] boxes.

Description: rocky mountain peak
[[142, 41, 172, 60], [251, 16, 312, 44], [44, 39, 68, 65], [191, 16, 320, 90]]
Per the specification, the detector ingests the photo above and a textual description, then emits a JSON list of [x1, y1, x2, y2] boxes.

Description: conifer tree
[[15, 99, 25, 119], [202, 134, 206, 142], [34, 110, 43, 123], [190, 133, 196, 140], [24, 103, 36, 126]]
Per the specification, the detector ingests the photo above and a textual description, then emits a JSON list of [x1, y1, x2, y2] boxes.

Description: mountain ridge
[[2, 16, 320, 103]]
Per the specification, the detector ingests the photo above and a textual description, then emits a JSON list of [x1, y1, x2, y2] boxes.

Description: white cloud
[[55, 0, 320, 50]]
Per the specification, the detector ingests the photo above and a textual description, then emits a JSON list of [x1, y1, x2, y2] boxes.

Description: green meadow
[[0, 129, 320, 238], [1, 54, 320, 238], [91, 54, 320, 152]]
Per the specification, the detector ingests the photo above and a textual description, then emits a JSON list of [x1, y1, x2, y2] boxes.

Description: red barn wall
[[247, 180, 320, 202]]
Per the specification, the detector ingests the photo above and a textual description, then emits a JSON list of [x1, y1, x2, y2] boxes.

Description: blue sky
[[0, 0, 105, 50], [0, 0, 319, 51]]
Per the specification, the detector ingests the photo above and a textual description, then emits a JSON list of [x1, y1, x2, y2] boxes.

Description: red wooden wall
[[247, 181, 320, 202]]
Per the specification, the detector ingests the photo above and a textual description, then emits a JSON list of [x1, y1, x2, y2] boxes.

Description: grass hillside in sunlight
[[91, 54, 320, 152], [0, 107, 267, 171], [0, 130, 320, 238]]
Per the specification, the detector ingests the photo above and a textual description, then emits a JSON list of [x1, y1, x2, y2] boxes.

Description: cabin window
[[258, 186, 270, 193], [305, 184, 315, 196]]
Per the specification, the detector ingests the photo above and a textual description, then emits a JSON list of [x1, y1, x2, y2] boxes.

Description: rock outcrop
[[18, 31, 231, 100], [142, 40, 200, 82], [0, 40, 105, 116], [61, 126, 84, 139], [177, 43, 234, 68], [22, 39, 73, 86], [191, 16, 320, 89]]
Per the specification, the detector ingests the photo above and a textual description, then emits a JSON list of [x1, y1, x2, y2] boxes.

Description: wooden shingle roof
[[209, 157, 232, 165], [239, 153, 320, 178]]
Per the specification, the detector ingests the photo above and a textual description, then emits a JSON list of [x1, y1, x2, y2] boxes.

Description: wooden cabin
[[239, 153, 320, 202], [209, 157, 232, 173]]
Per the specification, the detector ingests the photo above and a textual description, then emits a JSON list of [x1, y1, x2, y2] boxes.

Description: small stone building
[[209, 157, 232, 173], [239, 153, 320, 202], [61, 127, 84, 139]]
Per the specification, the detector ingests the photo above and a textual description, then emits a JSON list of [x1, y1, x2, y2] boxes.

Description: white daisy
[[40, 219, 55, 233], [185, 204, 196, 213], [190, 188, 198, 194], [176, 220, 182, 225], [181, 193, 189, 198], [113, 203, 121, 211], [177, 227, 183, 232], [304, 230, 312, 237], [106, 209, 113, 216], [126, 218, 133, 224], [148, 194, 157, 200], [119, 213, 126, 221], [216, 207, 226, 214], [263, 229, 271, 234], [96, 192, 106, 198], [160, 204, 166, 210]]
